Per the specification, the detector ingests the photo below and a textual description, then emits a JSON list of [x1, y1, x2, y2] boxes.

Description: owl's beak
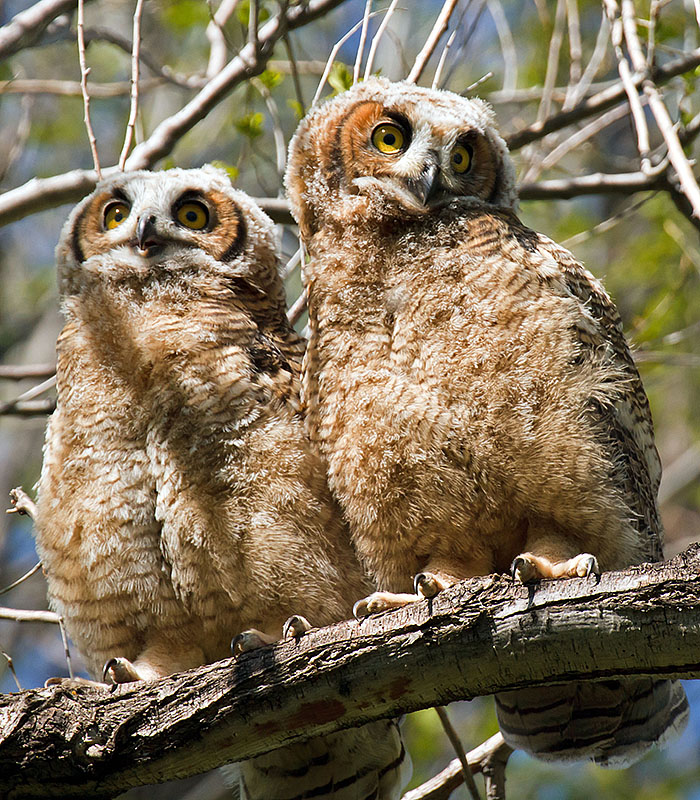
[[136, 214, 163, 254], [406, 157, 440, 206]]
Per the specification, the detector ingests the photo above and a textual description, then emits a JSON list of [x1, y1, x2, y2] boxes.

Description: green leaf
[[287, 99, 305, 121], [259, 69, 284, 90], [234, 111, 265, 139], [162, 0, 210, 32], [328, 61, 353, 95], [210, 160, 240, 182]]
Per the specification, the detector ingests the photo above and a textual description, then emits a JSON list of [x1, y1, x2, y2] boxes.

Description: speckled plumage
[[285, 78, 688, 766], [35, 166, 409, 799]]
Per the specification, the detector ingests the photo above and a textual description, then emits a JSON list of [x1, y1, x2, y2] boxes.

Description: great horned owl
[[35, 166, 409, 799], [285, 77, 688, 767]]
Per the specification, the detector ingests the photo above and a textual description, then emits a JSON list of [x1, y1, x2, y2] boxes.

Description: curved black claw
[[283, 615, 312, 640], [413, 572, 440, 599]]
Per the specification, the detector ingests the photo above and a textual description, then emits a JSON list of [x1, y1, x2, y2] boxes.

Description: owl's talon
[[413, 572, 441, 598], [576, 553, 600, 577], [231, 629, 277, 655], [510, 555, 539, 583], [283, 615, 312, 640], [353, 590, 421, 618], [102, 657, 142, 684]]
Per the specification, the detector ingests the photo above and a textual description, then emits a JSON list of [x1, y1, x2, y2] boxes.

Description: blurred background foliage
[[1, 0, 699, 797]]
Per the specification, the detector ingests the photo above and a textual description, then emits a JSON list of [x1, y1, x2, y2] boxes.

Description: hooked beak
[[405, 155, 440, 206], [135, 214, 163, 254]]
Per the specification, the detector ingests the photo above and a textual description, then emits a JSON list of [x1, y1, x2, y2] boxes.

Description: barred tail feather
[[495, 678, 688, 767], [223, 719, 411, 800]]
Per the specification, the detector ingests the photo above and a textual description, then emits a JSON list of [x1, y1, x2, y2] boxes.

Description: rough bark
[[2, 544, 700, 799]]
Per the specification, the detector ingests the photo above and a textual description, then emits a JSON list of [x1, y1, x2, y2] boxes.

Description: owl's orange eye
[[372, 123, 406, 155], [175, 201, 209, 230], [104, 202, 130, 230], [451, 143, 473, 174]]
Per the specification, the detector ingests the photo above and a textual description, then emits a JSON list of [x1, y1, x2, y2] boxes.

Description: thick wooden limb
[[2, 545, 700, 799]]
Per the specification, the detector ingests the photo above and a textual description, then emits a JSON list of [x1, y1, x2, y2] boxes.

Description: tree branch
[[0, 0, 93, 61], [0, 0, 345, 227], [2, 545, 700, 799]]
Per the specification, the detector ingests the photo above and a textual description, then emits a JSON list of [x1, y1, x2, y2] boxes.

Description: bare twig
[[7, 488, 38, 521], [519, 168, 666, 200], [435, 706, 481, 800], [0, 607, 59, 624], [248, 0, 259, 56], [619, 0, 700, 217], [314, 12, 381, 106], [563, 12, 610, 110], [431, 29, 456, 90], [604, 0, 652, 173], [118, 0, 145, 170], [76, 0, 101, 179], [2, 652, 22, 692], [402, 734, 512, 800], [0, 0, 92, 61], [0, 399, 56, 416], [537, 0, 566, 124], [363, 0, 400, 81], [0, 77, 165, 97], [252, 77, 287, 180], [287, 287, 308, 326], [206, 0, 240, 79], [407, 0, 460, 84], [58, 616, 76, 680], [487, 0, 517, 93], [0, 375, 57, 415], [282, 35, 306, 115], [0, 563, 42, 597], [480, 735, 512, 800], [565, 0, 582, 86], [506, 46, 700, 150], [354, 0, 373, 84]]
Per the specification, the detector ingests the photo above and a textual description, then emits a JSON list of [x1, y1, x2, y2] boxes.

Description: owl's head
[[57, 166, 283, 305], [285, 77, 517, 238]]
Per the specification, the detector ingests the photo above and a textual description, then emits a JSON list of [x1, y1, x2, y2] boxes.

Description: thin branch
[[435, 706, 481, 800], [58, 616, 76, 680], [248, 0, 259, 56], [282, 35, 306, 115], [519, 168, 665, 199], [565, 0, 582, 86], [487, 0, 517, 93], [0, 375, 57, 415], [0, 77, 165, 97], [562, 12, 610, 110], [118, 0, 145, 170], [0, 563, 42, 597], [620, 0, 700, 216], [0, 0, 92, 61], [407, 0, 460, 84], [287, 287, 308, 326], [363, 1, 400, 82], [402, 735, 512, 800], [354, 0, 373, 84], [205, 0, 240, 79], [0, 399, 56, 416], [252, 77, 287, 180], [76, 0, 101, 179], [7, 488, 37, 521], [506, 46, 700, 150], [314, 12, 381, 106], [604, 0, 652, 173], [0, 607, 59, 624], [536, 0, 566, 123], [431, 29, 456, 90], [2, 652, 22, 692]]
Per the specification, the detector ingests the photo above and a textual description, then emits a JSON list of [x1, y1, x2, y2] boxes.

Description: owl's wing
[[511, 216, 663, 561]]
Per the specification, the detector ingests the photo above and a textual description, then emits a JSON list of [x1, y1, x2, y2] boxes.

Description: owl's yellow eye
[[104, 202, 130, 230], [372, 123, 406, 155], [451, 143, 473, 174], [175, 201, 209, 230]]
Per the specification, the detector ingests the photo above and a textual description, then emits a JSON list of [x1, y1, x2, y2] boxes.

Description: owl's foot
[[511, 552, 600, 583], [353, 591, 421, 618], [413, 571, 452, 598], [282, 614, 312, 640], [103, 657, 144, 684], [231, 629, 277, 654], [44, 675, 106, 689]]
